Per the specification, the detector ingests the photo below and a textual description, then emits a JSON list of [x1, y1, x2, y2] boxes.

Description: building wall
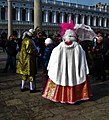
[[0, 0, 109, 38]]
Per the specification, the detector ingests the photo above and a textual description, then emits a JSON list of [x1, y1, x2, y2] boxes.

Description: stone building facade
[[0, 0, 109, 38]]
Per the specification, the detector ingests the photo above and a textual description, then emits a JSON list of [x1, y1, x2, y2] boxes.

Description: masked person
[[42, 20, 92, 104]]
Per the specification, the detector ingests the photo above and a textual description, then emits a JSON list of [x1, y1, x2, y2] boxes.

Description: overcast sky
[[56, 0, 109, 6]]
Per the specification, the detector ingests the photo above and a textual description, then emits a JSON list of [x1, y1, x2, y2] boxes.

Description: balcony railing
[[42, 0, 109, 13], [0, 20, 109, 30], [0, 20, 33, 25], [13, 20, 33, 25], [42, 22, 59, 26]]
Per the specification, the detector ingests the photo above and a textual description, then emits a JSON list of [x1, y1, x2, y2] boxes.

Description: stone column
[[61, 12, 65, 23], [53, 11, 57, 23], [45, 10, 49, 22], [88, 15, 91, 26], [81, 15, 85, 24], [7, 0, 12, 38], [26, 9, 30, 21], [104, 18, 107, 27], [93, 16, 96, 26], [17, 7, 20, 21], [99, 17, 102, 27], [75, 14, 78, 24], [34, 0, 42, 30], [68, 13, 72, 23]]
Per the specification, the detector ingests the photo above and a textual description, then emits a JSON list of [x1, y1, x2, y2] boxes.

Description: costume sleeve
[[25, 39, 36, 55]]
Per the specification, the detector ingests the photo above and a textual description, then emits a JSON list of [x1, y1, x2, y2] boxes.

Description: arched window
[[90, 16, 93, 26], [64, 12, 68, 22], [101, 18, 104, 27], [1, 7, 5, 20], [12, 8, 16, 20], [49, 11, 52, 23], [57, 12, 60, 23], [84, 15, 88, 25], [71, 14, 75, 22], [96, 17, 98, 26], [78, 14, 81, 24], [22, 9, 26, 21]]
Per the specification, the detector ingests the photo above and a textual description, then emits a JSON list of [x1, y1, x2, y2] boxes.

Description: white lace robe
[[47, 41, 89, 86]]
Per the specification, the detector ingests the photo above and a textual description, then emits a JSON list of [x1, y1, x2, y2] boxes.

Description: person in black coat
[[3, 35, 17, 73], [92, 36, 107, 81], [35, 31, 46, 68]]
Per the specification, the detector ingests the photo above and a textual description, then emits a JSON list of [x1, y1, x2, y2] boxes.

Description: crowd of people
[[0, 21, 109, 104]]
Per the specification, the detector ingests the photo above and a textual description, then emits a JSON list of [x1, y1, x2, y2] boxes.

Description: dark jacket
[[6, 40, 17, 56], [42, 44, 55, 70], [35, 37, 45, 56], [93, 42, 106, 61]]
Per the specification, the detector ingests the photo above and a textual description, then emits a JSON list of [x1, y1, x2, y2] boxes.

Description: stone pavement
[[0, 48, 109, 120]]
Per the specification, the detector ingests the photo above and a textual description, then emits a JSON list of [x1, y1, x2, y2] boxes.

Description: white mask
[[63, 29, 76, 42]]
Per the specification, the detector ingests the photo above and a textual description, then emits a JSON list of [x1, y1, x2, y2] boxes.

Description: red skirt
[[42, 77, 92, 104]]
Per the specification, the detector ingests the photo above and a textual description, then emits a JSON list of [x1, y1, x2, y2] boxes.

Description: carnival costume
[[17, 30, 37, 92], [42, 20, 92, 104]]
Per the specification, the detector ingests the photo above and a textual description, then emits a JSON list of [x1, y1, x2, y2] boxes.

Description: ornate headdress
[[60, 20, 75, 36]]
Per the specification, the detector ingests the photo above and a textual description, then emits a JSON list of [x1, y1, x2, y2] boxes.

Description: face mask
[[64, 35, 76, 42], [69, 36, 76, 41], [63, 29, 77, 42]]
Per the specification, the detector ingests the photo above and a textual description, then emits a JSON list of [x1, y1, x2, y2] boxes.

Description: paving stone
[[11, 117, 30, 120], [80, 99, 97, 107], [0, 112, 13, 120], [44, 115, 64, 120], [82, 109, 108, 120], [49, 106, 68, 115], [32, 109, 54, 120], [95, 102, 109, 109], [63, 103, 83, 111], [0, 94, 15, 102], [64, 115, 89, 120], [0, 106, 10, 113], [5, 99, 24, 106]]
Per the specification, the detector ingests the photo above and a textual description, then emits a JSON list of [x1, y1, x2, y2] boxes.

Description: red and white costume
[[42, 20, 92, 104]]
